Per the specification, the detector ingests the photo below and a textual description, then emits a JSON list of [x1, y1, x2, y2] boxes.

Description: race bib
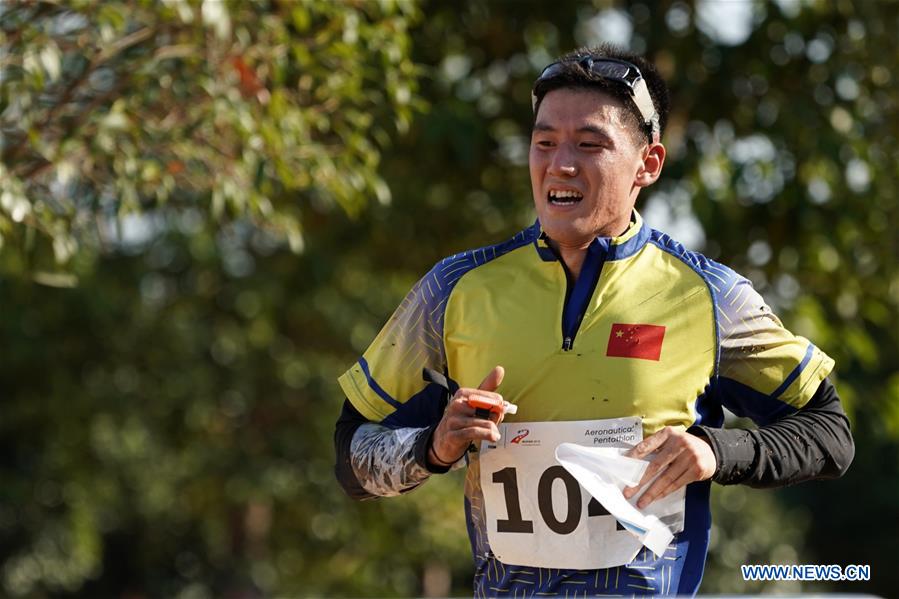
[[479, 417, 685, 569]]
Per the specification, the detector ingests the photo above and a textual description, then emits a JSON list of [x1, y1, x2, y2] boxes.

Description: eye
[[534, 139, 555, 148]]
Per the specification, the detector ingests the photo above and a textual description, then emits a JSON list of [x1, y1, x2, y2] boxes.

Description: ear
[[635, 142, 666, 188]]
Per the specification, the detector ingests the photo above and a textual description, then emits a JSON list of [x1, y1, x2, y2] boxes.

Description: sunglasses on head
[[532, 56, 660, 143]]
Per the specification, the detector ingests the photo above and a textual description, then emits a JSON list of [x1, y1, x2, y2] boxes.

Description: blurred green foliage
[[2, 0, 897, 597], [1, 0, 419, 267]]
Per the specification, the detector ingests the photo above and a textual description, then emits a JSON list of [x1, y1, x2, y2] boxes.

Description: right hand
[[428, 366, 505, 467]]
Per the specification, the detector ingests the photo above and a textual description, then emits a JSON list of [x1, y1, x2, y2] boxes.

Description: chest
[[444, 252, 716, 433]]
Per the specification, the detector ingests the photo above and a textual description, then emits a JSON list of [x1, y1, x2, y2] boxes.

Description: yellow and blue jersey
[[339, 212, 833, 595]]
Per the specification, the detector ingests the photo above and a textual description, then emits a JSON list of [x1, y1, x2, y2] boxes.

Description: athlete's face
[[529, 87, 661, 247]]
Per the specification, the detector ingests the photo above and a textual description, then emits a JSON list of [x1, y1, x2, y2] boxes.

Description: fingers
[[430, 394, 502, 466], [429, 366, 506, 467], [623, 427, 717, 508], [623, 436, 682, 498], [449, 396, 502, 434], [442, 415, 500, 444], [634, 460, 691, 508], [453, 365, 506, 422], [478, 365, 505, 392], [430, 418, 499, 466], [627, 426, 671, 460]]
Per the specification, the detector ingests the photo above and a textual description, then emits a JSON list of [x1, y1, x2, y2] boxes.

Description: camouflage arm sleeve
[[335, 398, 464, 500], [349, 423, 434, 497]]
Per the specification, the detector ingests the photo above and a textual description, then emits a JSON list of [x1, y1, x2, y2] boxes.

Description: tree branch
[[3, 25, 157, 173]]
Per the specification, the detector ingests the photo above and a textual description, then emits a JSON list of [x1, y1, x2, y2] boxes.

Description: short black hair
[[532, 44, 671, 145]]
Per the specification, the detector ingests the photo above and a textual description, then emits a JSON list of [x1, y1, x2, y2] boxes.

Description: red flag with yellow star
[[606, 323, 666, 361]]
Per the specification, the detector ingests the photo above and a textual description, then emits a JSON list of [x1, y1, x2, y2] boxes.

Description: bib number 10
[[492, 466, 625, 535]]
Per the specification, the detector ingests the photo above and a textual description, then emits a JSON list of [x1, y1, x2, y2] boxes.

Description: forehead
[[534, 87, 630, 130]]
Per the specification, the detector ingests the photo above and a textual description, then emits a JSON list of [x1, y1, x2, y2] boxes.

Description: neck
[[549, 219, 633, 281], [554, 242, 589, 281]]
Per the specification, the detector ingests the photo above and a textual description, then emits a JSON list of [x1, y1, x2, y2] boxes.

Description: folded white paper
[[554, 443, 675, 557]]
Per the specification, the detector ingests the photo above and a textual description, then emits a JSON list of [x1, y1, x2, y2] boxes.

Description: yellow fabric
[[338, 217, 834, 427], [445, 242, 715, 436], [337, 269, 447, 422]]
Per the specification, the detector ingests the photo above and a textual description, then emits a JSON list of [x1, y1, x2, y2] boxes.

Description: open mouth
[[548, 189, 584, 206]]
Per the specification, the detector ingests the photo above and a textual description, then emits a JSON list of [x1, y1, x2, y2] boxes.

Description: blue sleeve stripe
[[769, 343, 815, 401], [358, 357, 403, 410], [718, 376, 798, 425]]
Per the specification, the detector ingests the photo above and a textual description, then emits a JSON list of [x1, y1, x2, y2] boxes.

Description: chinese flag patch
[[606, 323, 666, 361]]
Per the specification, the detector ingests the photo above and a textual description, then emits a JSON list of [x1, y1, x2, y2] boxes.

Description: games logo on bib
[[510, 429, 540, 446]]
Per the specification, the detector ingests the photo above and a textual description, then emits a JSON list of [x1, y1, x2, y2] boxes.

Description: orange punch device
[[467, 396, 518, 419]]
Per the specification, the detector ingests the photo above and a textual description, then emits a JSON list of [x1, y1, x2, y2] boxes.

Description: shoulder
[[419, 222, 541, 298], [645, 228, 754, 307], [646, 230, 739, 286], [644, 228, 777, 347]]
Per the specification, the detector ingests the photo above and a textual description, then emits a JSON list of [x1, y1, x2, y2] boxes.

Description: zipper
[[556, 255, 575, 350], [551, 240, 607, 351]]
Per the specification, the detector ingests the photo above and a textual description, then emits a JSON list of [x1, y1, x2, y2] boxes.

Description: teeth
[[548, 189, 583, 205], [549, 190, 583, 199]]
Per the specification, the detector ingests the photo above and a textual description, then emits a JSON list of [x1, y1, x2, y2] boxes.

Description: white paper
[[554, 443, 676, 558]]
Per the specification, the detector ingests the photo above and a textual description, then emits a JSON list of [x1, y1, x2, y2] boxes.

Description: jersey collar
[[532, 210, 650, 262]]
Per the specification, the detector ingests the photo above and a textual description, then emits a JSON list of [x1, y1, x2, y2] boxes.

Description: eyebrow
[[532, 122, 612, 137]]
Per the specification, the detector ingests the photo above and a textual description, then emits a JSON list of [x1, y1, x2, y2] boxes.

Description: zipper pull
[[562, 336, 573, 351]]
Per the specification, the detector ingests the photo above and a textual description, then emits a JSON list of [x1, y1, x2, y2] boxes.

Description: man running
[[334, 45, 853, 596]]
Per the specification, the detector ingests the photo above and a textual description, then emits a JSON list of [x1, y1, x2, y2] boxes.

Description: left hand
[[623, 426, 717, 509], [428, 366, 505, 468]]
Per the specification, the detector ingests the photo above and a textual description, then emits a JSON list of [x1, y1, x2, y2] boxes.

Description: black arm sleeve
[[333, 399, 451, 501], [689, 378, 854, 487]]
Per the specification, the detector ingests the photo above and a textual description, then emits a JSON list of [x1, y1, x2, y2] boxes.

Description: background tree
[[1, 0, 418, 273], [2, 0, 896, 597]]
